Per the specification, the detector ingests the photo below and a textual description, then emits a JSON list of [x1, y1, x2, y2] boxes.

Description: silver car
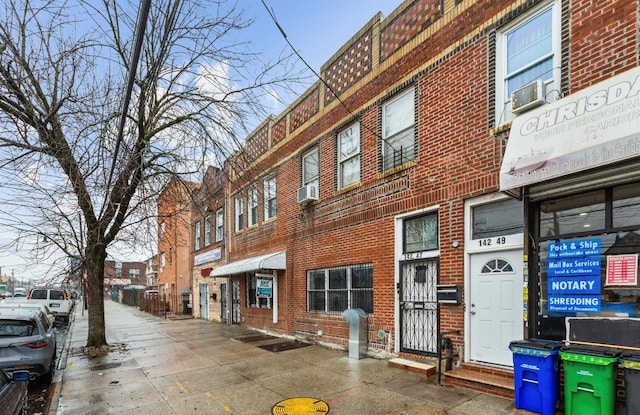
[[0, 308, 57, 382]]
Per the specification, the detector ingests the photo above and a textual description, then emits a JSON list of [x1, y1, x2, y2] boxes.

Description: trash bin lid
[[560, 345, 619, 365], [509, 339, 561, 357], [621, 352, 640, 369]]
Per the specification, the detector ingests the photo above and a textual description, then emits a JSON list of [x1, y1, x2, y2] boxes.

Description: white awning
[[500, 66, 640, 191], [209, 251, 286, 277]]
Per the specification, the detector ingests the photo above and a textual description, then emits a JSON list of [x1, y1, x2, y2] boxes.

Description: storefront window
[[613, 183, 640, 228], [537, 182, 640, 339], [540, 190, 605, 237]]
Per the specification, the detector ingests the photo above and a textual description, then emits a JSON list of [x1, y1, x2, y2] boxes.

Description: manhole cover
[[272, 397, 329, 415], [90, 362, 122, 371]]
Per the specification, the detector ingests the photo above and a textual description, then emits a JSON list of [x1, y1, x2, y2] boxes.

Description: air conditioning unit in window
[[511, 80, 546, 114], [297, 184, 318, 203]]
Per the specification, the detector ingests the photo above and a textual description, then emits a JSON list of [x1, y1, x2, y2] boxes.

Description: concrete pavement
[[48, 300, 535, 415]]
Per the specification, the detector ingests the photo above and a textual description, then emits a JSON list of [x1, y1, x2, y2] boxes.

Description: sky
[[0, 0, 402, 285]]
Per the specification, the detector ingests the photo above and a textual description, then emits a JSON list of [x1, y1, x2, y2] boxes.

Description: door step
[[443, 363, 514, 399], [388, 358, 436, 376]]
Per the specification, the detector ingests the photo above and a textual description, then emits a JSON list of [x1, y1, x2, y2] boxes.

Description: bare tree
[[0, 0, 304, 347]]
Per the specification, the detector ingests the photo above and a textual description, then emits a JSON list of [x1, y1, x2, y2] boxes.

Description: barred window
[[307, 264, 373, 313]]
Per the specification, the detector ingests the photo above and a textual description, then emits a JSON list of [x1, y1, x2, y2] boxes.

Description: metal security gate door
[[399, 259, 439, 354], [231, 278, 241, 324], [220, 283, 228, 323]]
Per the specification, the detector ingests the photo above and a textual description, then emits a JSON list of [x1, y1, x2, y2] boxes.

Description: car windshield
[[0, 319, 37, 337]]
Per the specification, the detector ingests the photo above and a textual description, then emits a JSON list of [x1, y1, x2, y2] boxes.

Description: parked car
[[12, 288, 26, 298], [26, 288, 73, 324], [0, 308, 57, 382], [0, 303, 56, 327], [0, 369, 29, 415]]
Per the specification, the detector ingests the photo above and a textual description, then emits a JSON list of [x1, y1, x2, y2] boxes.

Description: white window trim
[[264, 175, 277, 220], [215, 208, 224, 242], [382, 88, 416, 170], [234, 195, 244, 232], [338, 123, 361, 189], [495, 0, 561, 126], [302, 148, 319, 189], [204, 216, 211, 246], [248, 185, 258, 227], [194, 221, 201, 250]]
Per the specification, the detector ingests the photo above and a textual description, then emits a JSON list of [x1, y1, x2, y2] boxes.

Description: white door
[[199, 283, 209, 320], [469, 250, 523, 366]]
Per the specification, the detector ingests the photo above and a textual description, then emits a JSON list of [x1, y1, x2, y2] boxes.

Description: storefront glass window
[[613, 183, 640, 228], [537, 182, 640, 339], [540, 190, 605, 237]]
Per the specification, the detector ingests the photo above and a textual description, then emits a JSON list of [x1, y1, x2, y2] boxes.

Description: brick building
[[192, 0, 639, 399], [190, 167, 229, 322], [157, 179, 198, 313]]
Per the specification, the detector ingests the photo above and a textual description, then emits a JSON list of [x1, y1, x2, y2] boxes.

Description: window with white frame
[[382, 88, 415, 171], [204, 216, 211, 246], [160, 253, 166, 270], [234, 195, 244, 232], [495, 1, 561, 124], [247, 272, 271, 308], [307, 264, 373, 314], [264, 175, 277, 220], [194, 221, 201, 250], [248, 185, 258, 227], [215, 208, 224, 242], [129, 268, 140, 279], [338, 123, 361, 189], [302, 148, 319, 192], [159, 221, 166, 237]]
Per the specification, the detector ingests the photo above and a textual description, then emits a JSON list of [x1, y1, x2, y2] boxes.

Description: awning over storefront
[[209, 251, 286, 277], [500, 65, 640, 192]]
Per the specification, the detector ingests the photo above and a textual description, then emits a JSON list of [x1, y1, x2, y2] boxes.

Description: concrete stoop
[[388, 357, 436, 376], [443, 363, 514, 399]]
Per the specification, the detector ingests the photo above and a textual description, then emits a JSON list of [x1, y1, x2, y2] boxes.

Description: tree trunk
[[85, 246, 107, 347]]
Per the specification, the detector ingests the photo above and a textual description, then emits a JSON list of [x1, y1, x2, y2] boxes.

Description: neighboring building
[[103, 260, 146, 295], [190, 166, 228, 322], [145, 255, 158, 287], [188, 0, 639, 401], [157, 179, 198, 313]]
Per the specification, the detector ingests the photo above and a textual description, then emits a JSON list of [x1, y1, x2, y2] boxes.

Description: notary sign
[[547, 238, 602, 313]]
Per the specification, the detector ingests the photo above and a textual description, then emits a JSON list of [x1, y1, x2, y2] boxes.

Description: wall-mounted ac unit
[[297, 184, 318, 203], [511, 80, 546, 114]]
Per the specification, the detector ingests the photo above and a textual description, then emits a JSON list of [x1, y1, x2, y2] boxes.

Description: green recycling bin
[[559, 346, 619, 415]]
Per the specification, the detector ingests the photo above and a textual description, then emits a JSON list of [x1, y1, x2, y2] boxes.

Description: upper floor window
[[194, 221, 201, 250], [129, 268, 140, 279], [496, 1, 561, 124], [338, 123, 361, 189], [248, 185, 258, 227], [159, 221, 166, 237], [160, 253, 166, 269], [234, 195, 244, 232], [302, 148, 319, 190], [382, 88, 416, 171], [215, 208, 224, 242], [204, 216, 211, 246], [264, 175, 277, 220]]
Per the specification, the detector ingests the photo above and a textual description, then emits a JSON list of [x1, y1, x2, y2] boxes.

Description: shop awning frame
[[209, 251, 286, 277]]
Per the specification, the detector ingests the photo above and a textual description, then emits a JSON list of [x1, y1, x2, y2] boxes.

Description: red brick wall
[[221, 0, 640, 357]]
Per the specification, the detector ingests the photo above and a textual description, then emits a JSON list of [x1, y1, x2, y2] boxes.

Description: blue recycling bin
[[509, 339, 561, 415]]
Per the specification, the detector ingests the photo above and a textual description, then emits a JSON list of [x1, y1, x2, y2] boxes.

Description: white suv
[[27, 288, 73, 324]]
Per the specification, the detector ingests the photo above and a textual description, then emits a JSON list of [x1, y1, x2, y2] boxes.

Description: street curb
[[45, 305, 77, 415]]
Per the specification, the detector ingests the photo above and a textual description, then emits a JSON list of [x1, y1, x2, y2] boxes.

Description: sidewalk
[[48, 300, 532, 415]]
